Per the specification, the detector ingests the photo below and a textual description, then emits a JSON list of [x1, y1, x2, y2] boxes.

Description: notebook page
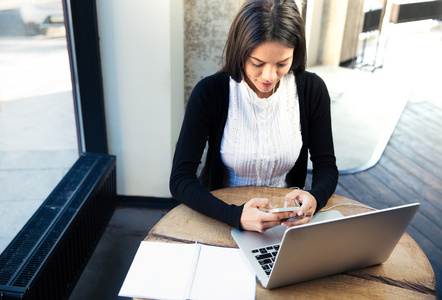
[[190, 245, 256, 300], [185, 243, 202, 299], [118, 241, 196, 299]]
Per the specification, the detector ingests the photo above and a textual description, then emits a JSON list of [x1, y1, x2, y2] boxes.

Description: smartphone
[[266, 207, 301, 213]]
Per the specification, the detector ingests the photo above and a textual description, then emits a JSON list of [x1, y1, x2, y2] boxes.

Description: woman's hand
[[240, 198, 292, 232], [282, 189, 317, 227]]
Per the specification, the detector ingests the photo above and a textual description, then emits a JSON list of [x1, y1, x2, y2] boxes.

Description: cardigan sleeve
[[304, 73, 339, 210], [169, 74, 244, 229]]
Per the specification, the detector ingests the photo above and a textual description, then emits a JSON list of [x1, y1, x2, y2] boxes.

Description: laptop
[[231, 203, 420, 289]]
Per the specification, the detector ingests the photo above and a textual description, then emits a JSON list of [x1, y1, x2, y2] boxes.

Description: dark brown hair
[[221, 0, 306, 82]]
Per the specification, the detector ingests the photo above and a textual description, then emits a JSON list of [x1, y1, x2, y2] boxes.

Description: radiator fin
[[0, 153, 116, 299]]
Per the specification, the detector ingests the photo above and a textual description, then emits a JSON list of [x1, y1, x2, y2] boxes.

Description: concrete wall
[[184, 0, 244, 102], [96, 0, 184, 197]]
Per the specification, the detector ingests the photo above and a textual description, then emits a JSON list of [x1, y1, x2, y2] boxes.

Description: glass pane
[[0, 0, 78, 253]]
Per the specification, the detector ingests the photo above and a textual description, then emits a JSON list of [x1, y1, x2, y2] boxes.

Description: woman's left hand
[[281, 189, 317, 227]]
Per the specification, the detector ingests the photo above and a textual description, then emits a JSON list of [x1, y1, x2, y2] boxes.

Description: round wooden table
[[144, 186, 436, 299]]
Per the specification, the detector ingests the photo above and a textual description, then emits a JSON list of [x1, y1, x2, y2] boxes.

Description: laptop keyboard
[[251, 244, 280, 276]]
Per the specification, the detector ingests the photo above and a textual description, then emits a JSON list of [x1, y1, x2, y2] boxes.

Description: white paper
[[119, 241, 256, 300], [190, 245, 256, 300], [118, 242, 195, 299]]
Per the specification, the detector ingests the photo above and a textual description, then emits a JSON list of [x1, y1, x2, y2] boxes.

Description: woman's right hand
[[240, 198, 291, 232]]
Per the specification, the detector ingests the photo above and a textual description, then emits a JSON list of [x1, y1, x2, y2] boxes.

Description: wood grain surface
[[143, 187, 436, 299]]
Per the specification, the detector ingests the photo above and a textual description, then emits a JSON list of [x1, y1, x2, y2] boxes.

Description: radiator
[[0, 153, 117, 299]]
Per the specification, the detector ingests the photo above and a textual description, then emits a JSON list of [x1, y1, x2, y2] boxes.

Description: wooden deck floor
[[308, 100, 442, 296]]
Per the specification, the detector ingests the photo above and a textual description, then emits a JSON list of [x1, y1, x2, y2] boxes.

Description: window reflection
[[0, 0, 78, 253]]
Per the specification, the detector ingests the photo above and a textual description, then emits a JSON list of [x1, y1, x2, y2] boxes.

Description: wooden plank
[[405, 102, 442, 127], [387, 132, 442, 175], [382, 148, 442, 207], [389, 129, 442, 165], [391, 130, 442, 162], [396, 108, 442, 146], [331, 99, 442, 297], [372, 163, 440, 215], [338, 170, 398, 209]]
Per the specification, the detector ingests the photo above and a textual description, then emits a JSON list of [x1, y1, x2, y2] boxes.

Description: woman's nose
[[262, 65, 277, 82]]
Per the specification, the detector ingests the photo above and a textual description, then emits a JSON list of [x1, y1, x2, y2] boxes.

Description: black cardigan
[[170, 71, 338, 229]]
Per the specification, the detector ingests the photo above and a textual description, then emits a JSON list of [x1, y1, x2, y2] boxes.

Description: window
[[0, 1, 114, 297], [0, 0, 78, 254]]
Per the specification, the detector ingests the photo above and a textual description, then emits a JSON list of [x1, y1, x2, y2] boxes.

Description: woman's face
[[243, 40, 294, 98]]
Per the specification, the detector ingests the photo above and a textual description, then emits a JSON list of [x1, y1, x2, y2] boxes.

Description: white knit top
[[220, 71, 303, 187]]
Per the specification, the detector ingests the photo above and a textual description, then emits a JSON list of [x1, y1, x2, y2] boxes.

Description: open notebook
[[119, 241, 256, 300]]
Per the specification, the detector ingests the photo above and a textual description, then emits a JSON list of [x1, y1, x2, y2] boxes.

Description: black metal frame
[[65, 0, 108, 154]]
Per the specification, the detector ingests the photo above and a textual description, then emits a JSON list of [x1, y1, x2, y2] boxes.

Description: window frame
[[0, 1, 111, 296], [65, 0, 108, 154]]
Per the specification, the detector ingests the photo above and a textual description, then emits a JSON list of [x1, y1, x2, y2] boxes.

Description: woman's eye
[[250, 61, 288, 68]]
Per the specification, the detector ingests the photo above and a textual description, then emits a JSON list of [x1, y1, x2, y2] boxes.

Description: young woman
[[170, 0, 338, 232]]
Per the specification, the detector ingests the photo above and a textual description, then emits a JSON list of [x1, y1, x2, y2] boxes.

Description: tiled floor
[[69, 206, 169, 300]]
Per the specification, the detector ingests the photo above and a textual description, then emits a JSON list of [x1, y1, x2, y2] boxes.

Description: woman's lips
[[259, 81, 273, 88]]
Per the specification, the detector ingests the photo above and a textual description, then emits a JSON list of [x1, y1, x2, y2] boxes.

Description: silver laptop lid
[[233, 203, 420, 290], [267, 203, 420, 289]]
